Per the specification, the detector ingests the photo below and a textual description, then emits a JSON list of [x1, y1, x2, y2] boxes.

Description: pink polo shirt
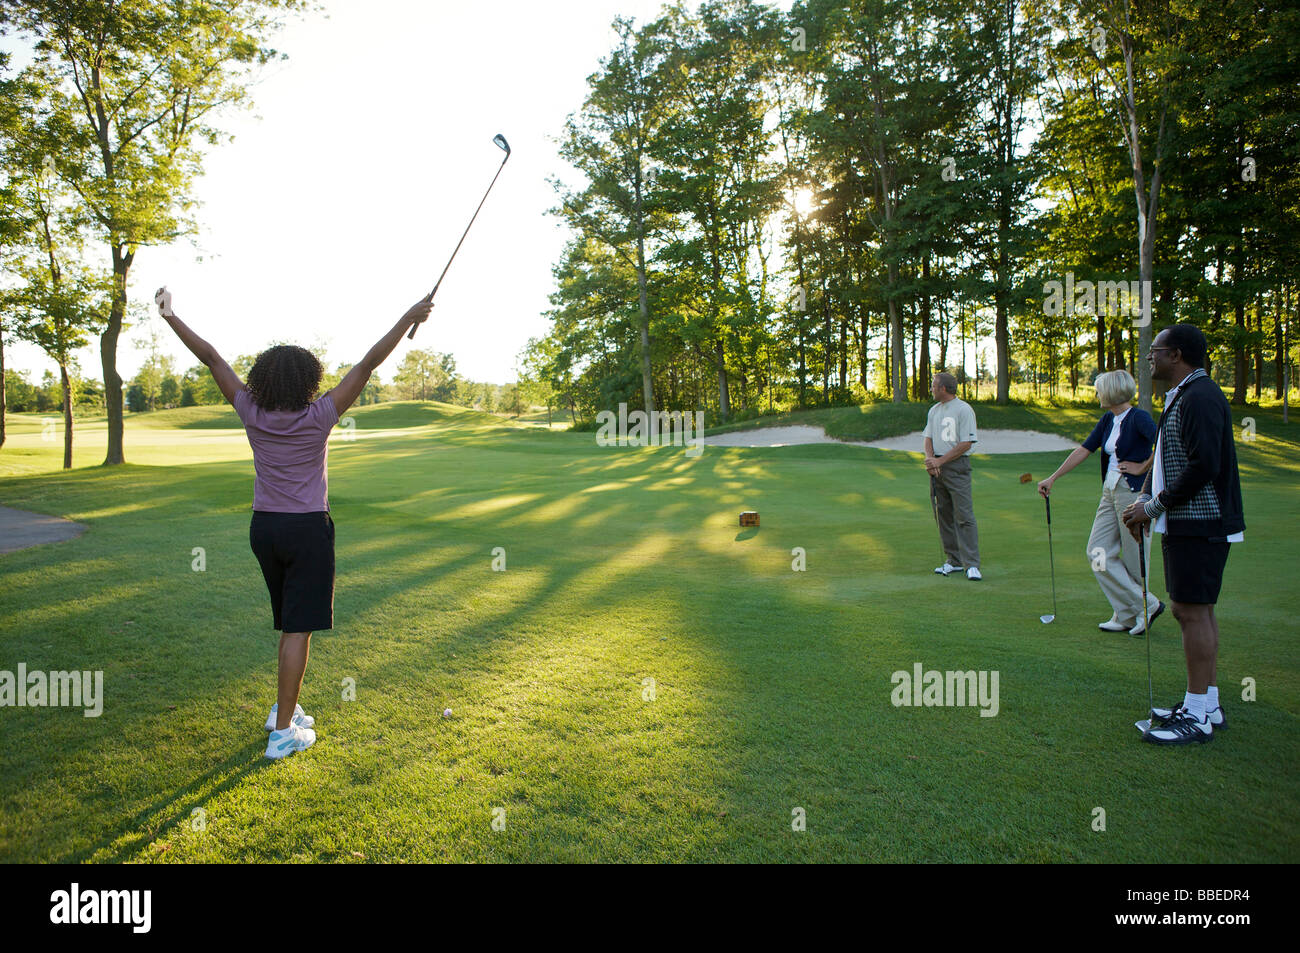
[[233, 389, 338, 512]]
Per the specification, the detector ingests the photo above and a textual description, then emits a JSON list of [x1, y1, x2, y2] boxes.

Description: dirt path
[[0, 504, 87, 555]]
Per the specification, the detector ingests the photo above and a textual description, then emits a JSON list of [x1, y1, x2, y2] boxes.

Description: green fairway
[[1, 401, 1297, 863]]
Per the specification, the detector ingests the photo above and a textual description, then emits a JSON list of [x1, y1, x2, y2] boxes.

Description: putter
[[408, 133, 512, 340], [1040, 494, 1057, 623], [929, 472, 946, 571], [1135, 525, 1155, 734]]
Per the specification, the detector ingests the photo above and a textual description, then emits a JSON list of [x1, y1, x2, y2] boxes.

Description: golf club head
[[493, 133, 511, 156], [1135, 718, 1152, 734], [1039, 614, 1055, 624]]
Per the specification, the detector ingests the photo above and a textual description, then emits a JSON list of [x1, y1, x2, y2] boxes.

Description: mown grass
[[0, 399, 1296, 863]]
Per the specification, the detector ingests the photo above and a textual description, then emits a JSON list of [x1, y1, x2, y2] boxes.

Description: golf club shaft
[[930, 474, 944, 566], [1045, 495, 1057, 616], [408, 154, 511, 340], [1140, 524, 1152, 714]]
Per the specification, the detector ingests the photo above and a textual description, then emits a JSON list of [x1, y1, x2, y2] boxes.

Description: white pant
[[1087, 474, 1156, 625]]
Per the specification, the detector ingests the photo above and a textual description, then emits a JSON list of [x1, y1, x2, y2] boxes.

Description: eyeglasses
[[1147, 347, 1173, 356]]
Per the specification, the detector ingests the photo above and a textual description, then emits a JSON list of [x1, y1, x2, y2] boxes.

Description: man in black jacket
[[1123, 324, 1246, 745]]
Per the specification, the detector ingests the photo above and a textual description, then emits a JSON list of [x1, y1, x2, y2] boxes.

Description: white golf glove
[[154, 286, 176, 318]]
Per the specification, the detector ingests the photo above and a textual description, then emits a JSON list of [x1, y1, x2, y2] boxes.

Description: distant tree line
[[530, 0, 1299, 426]]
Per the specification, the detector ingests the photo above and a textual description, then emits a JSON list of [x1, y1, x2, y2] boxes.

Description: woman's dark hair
[[1163, 323, 1208, 369], [245, 345, 324, 412]]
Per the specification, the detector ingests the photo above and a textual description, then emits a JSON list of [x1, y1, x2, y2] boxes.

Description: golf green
[[0, 401, 1296, 862]]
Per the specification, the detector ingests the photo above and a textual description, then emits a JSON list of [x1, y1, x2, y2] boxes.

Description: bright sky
[[8, 0, 800, 387]]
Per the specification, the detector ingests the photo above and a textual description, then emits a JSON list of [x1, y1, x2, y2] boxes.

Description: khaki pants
[[932, 456, 980, 569], [1087, 473, 1155, 625]]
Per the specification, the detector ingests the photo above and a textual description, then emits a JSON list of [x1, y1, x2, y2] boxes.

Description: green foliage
[[538, 0, 1300, 424], [0, 0, 307, 462]]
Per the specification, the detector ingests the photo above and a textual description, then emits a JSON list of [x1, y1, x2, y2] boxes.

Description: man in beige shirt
[[923, 372, 981, 580]]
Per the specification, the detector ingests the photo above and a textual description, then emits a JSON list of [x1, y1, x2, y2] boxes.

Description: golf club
[[1135, 525, 1155, 735], [930, 472, 946, 570], [1040, 494, 1057, 624], [408, 133, 512, 340]]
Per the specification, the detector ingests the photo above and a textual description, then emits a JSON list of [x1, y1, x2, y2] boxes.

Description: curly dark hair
[[245, 345, 324, 412]]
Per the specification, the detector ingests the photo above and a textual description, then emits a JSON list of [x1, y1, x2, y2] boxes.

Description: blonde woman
[[1038, 369, 1163, 635]]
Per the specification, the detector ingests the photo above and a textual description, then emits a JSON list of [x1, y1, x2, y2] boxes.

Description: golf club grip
[[1045, 496, 1051, 525]]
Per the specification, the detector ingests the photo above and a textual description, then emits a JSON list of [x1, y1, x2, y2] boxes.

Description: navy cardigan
[[1081, 408, 1157, 492]]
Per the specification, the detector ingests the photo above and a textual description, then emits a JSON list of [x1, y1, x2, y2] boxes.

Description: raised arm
[[326, 296, 433, 416], [155, 288, 243, 405]]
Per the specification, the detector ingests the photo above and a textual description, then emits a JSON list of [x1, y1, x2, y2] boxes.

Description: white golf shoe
[[264, 702, 315, 732], [265, 723, 316, 759]]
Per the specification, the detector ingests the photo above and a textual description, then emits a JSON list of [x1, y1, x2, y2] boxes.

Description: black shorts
[[1162, 534, 1231, 605], [250, 511, 335, 632]]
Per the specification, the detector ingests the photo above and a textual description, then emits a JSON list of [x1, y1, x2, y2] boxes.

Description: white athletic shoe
[[264, 703, 315, 732], [1128, 601, 1165, 636], [1152, 703, 1227, 730], [1143, 707, 1212, 745], [934, 562, 963, 576], [966, 567, 982, 581], [265, 724, 316, 759], [1098, 615, 1131, 632]]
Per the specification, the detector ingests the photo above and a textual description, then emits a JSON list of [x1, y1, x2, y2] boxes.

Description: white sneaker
[[1143, 707, 1212, 745], [934, 562, 963, 576], [1152, 703, 1227, 730], [1128, 601, 1165, 636], [264, 702, 315, 732], [1098, 615, 1130, 632], [966, 567, 982, 581], [265, 724, 316, 759]]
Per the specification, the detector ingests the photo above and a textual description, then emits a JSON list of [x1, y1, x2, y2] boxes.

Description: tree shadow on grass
[[4, 421, 1295, 863], [59, 740, 275, 864]]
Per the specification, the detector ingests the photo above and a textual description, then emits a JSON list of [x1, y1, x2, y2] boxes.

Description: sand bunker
[[704, 425, 1078, 453]]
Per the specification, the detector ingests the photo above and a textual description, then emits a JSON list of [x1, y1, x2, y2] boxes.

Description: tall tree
[[1, 0, 303, 463], [553, 14, 679, 418], [4, 153, 108, 467]]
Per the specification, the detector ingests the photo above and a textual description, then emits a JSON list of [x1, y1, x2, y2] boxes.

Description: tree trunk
[[918, 254, 932, 398], [937, 299, 949, 372], [994, 249, 1010, 405], [60, 362, 73, 470], [102, 246, 132, 465], [0, 321, 6, 450], [715, 338, 730, 420], [821, 278, 831, 401], [839, 317, 847, 393], [1232, 260, 1247, 405], [1276, 291, 1286, 399], [859, 310, 869, 388], [1253, 294, 1263, 401], [634, 169, 655, 416], [889, 267, 906, 402], [1096, 313, 1106, 371]]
